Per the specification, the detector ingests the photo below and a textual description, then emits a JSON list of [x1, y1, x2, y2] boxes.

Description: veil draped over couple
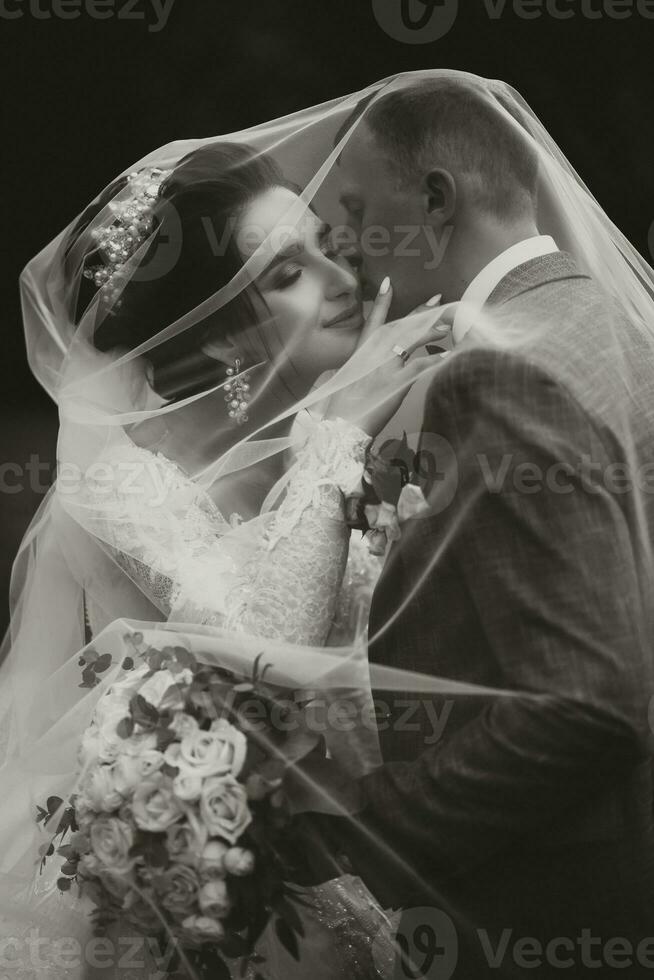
[[3, 69, 654, 979]]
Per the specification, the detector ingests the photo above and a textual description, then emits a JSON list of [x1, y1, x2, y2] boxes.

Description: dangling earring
[[224, 357, 251, 425]]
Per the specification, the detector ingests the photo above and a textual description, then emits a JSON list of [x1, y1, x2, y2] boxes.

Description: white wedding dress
[[0, 417, 397, 980]]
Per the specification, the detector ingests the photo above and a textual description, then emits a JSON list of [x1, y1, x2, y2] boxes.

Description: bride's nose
[[324, 256, 359, 300]]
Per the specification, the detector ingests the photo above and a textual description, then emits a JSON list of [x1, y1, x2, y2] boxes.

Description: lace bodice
[[76, 419, 380, 648]]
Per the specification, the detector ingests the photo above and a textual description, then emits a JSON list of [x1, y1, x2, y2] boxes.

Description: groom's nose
[[341, 241, 363, 274], [340, 242, 372, 295]]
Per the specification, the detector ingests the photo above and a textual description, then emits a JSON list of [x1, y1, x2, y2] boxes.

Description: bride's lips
[[322, 304, 363, 330]]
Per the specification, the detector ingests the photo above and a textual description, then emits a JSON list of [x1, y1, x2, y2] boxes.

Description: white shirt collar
[[452, 235, 558, 344]]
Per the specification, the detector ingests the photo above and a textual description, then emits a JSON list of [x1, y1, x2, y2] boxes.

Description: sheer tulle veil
[[4, 68, 654, 968]]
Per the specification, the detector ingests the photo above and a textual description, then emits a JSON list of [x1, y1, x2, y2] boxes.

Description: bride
[[0, 124, 447, 977]]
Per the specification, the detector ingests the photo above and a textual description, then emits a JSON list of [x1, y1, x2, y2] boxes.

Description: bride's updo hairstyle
[[66, 143, 289, 400]]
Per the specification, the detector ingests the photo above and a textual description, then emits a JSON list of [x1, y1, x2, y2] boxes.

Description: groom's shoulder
[[505, 263, 653, 407], [428, 260, 652, 420]]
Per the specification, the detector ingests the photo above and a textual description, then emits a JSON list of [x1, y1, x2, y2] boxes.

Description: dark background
[[2, 0, 653, 634]]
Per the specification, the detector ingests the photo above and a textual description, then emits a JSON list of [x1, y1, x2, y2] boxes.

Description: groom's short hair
[[341, 77, 539, 219]]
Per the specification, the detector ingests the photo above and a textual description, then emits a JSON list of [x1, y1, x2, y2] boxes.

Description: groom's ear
[[422, 169, 456, 225]]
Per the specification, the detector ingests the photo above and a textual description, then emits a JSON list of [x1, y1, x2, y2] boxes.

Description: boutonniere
[[346, 432, 430, 555]]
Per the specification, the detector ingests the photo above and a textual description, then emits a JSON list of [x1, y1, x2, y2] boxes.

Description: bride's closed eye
[[271, 261, 303, 290], [268, 225, 344, 291]]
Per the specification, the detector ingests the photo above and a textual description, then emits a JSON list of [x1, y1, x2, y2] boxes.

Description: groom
[[331, 77, 654, 976]]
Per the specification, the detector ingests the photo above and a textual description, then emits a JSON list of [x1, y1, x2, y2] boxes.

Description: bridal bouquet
[[38, 634, 320, 978]]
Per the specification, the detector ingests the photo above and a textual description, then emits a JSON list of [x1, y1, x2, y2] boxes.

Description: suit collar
[[486, 249, 590, 308], [453, 235, 558, 343]]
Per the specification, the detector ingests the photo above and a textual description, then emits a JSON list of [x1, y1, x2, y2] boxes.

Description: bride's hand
[[325, 278, 451, 439]]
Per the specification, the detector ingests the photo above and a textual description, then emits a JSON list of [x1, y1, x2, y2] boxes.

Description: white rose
[[131, 773, 185, 832], [199, 840, 228, 879], [96, 729, 124, 764], [122, 732, 158, 756], [74, 796, 95, 831], [166, 819, 208, 867], [172, 772, 203, 801], [106, 663, 150, 704], [138, 669, 193, 710], [170, 712, 200, 739], [199, 776, 252, 845], [164, 720, 247, 780], [78, 725, 103, 768], [113, 750, 164, 795], [79, 764, 123, 812], [223, 847, 255, 877], [198, 878, 231, 918], [209, 720, 248, 776], [89, 816, 135, 875], [94, 683, 135, 730], [80, 711, 126, 765], [159, 863, 201, 921], [78, 852, 102, 876], [181, 915, 225, 943], [94, 692, 128, 729], [89, 672, 155, 762]]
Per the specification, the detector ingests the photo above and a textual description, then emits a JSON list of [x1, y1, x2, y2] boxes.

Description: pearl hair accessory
[[224, 357, 251, 425], [82, 166, 171, 306]]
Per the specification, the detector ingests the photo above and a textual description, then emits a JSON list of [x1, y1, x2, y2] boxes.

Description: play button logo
[[372, 0, 459, 43]]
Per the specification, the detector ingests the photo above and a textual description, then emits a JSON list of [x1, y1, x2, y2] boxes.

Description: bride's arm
[[221, 417, 371, 646]]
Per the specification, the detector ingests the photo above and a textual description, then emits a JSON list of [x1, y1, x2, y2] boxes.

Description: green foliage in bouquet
[[37, 634, 330, 979]]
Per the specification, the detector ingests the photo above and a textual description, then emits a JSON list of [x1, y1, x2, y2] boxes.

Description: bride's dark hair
[[66, 142, 289, 400]]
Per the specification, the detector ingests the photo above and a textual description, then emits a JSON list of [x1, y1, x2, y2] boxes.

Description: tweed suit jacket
[[351, 252, 654, 958]]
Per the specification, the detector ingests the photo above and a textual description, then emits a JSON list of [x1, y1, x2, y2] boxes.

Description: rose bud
[[198, 878, 231, 919], [223, 847, 256, 877], [199, 840, 228, 878], [182, 914, 225, 942], [245, 773, 282, 801]]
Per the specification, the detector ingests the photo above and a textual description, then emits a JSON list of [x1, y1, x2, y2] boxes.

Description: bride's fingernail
[[426, 293, 442, 307], [379, 276, 391, 296]]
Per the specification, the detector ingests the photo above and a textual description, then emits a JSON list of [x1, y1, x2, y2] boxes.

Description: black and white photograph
[[2, 2, 654, 977]]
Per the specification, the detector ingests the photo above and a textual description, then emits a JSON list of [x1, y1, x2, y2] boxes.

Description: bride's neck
[[128, 391, 294, 517]]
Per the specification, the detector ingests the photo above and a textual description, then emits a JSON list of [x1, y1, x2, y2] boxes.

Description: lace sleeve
[[73, 441, 234, 620], [222, 418, 371, 646]]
